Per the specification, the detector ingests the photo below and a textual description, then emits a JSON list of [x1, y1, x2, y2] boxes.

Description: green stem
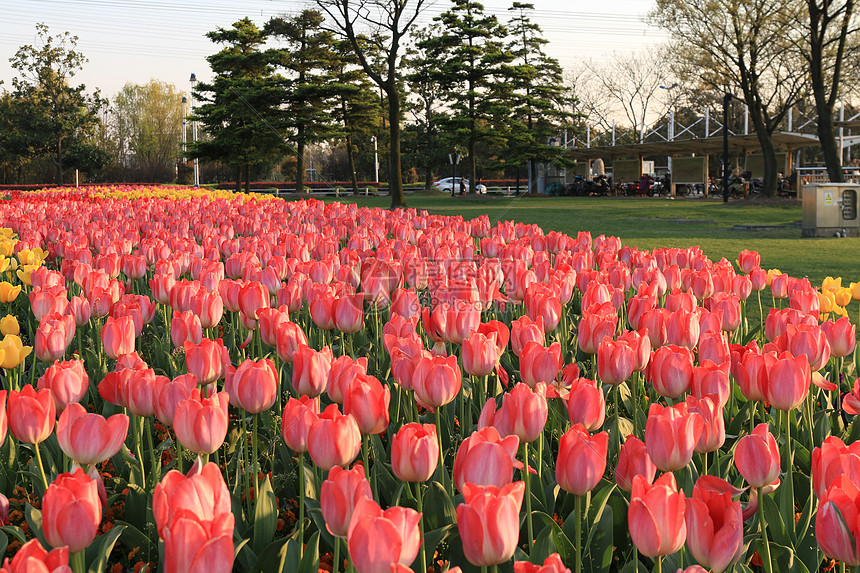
[[34, 441, 49, 492], [415, 482, 427, 573], [174, 430, 184, 474], [134, 416, 146, 490], [146, 416, 157, 484], [241, 415, 252, 518], [575, 494, 583, 573], [362, 434, 378, 501], [434, 407, 449, 496], [297, 452, 305, 560], [758, 487, 774, 573], [252, 413, 260, 505], [70, 550, 86, 573], [613, 385, 621, 459], [523, 441, 534, 551], [655, 555, 662, 573], [333, 536, 340, 573]]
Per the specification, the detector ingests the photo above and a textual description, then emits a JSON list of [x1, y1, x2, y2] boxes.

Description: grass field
[[301, 193, 860, 288]]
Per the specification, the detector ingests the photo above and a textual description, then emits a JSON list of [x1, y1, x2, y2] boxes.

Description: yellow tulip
[[834, 304, 848, 317], [0, 258, 9, 274], [0, 281, 21, 303], [15, 265, 38, 286], [16, 249, 45, 266], [851, 282, 860, 301], [822, 276, 843, 293], [835, 287, 853, 307], [818, 290, 835, 315], [0, 315, 19, 336], [0, 228, 15, 239], [0, 334, 31, 369], [766, 268, 782, 286], [0, 240, 14, 258]]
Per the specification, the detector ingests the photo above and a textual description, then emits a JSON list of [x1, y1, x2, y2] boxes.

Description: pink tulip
[[628, 473, 686, 557], [57, 403, 128, 466], [456, 482, 524, 566]]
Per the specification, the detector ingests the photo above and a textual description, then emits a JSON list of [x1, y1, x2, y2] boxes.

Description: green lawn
[[303, 193, 860, 288]]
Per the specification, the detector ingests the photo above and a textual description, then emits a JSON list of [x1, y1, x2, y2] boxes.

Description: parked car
[[432, 177, 469, 194]]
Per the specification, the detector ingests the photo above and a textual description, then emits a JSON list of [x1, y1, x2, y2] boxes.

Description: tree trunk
[[346, 132, 359, 195], [529, 158, 537, 194], [56, 137, 64, 186], [244, 164, 251, 193], [424, 164, 433, 191], [746, 103, 778, 197], [387, 87, 406, 208], [296, 125, 306, 193], [816, 101, 844, 182], [234, 165, 242, 194]]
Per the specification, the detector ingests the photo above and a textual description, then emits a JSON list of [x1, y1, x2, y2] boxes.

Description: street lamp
[[189, 73, 200, 187], [181, 96, 187, 164], [660, 83, 679, 191], [370, 136, 379, 183], [449, 152, 461, 197]]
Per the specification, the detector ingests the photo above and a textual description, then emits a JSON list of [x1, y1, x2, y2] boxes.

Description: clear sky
[[2, 0, 667, 100]]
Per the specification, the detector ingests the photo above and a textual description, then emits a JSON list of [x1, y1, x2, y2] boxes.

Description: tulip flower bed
[[0, 184, 858, 573]]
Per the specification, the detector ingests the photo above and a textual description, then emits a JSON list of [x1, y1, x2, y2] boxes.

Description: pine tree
[[503, 2, 572, 192], [419, 0, 513, 192], [267, 10, 341, 193], [191, 18, 287, 193]]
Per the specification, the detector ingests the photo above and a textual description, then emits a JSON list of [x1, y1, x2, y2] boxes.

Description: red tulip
[[69, 294, 91, 327], [411, 354, 461, 411], [628, 473, 686, 557], [691, 359, 731, 408], [699, 330, 731, 365], [639, 308, 668, 349], [0, 538, 70, 572], [684, 476, 743, 572], [456, 482, 524, 566], [57, 403, 128, 466], [150, 272, 176, 305], [347, 497, 422, 573], [307, 404, 361, 470], [281, 395, 319, 453], [154, 374, 198, 426], [0, 392, 6, 447], [7, 385, 55, 444], [519, 341, 561, 388], [184, 338, 231, 386], [647, 345, 694, 399], [462, 331, 501, 377], [615, 436, 656, 493], [822, 316, 856, 358], [275, 320, 308, 362], [816, 475, 860, 566], [812, 436, 860, 499], [292, 344, 334, 398], [309, 287, 336, 330], [556, 424, 608, 496], [510, 315, 545, 356], [42, 468, 102, 553], [734, 423, 780, 488], [737, 249, 760, 274], [618, 328, 651, 371], [391, 423, 438, 483], [783, 323, 830, 371], [171, 310, 203, 348], [238, 280, 269, 321], [577, 312, 617, 355], [344, 374, 391, 435], [685, 395, 725, 454], [224, 358, 278, 414], [493, 382, 547, 443], [190, 289, 224, 329], [565, 377, 606, 431], [35, 313, 74, 362], [100, 315, 135, 359], [153, 462, 234, 573], [453, 426, 519, 492], [597, 337, 635, 385], [513, 553, 569, 573], [257, 307, 289, 347], [173, 390, 230, 455], [665, 309, 700, 349], [477, 320, 510, 355], [120, 367, 160, 417], [333, 293, 364, 333], [320, 465, 372, 538], [37, 359, 88, 412], [644, 401, 703, 472], [765, 351, 810, 411]]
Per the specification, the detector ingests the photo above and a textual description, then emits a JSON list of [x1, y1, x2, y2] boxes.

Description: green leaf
[[531, 523, 556, 564], [298, 530, 320, 573], [584, 505, 614, 573], [253, 537, 290, 573], [423, 524, 453, 562], [423, 480, 456, 531], [86, 524, 126, 573], [24, 503, 48, 548], [279, 537, 301, 573], [253, 475, 278, 555], [0, 526, 26, 546], [123, 483, 149, 532], [762, 492, 790, 546], [0, 531, 7, 563]]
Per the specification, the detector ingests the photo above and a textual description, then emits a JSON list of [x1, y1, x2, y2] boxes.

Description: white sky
[[2, 0, 667, 100]]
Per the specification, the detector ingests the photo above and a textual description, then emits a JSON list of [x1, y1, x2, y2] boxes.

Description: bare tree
[[584, 48, 670, 143], [654, 0, 805, 196], [316, 0, 428, 208]]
